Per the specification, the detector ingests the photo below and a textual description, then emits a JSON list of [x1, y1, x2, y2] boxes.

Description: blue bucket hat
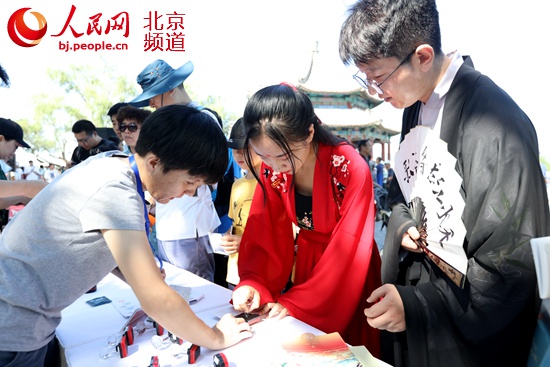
[[129, 60, 194, 107]]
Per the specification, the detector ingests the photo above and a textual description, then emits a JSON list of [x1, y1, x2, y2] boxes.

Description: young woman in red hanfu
[[231, 83, 381, 356]]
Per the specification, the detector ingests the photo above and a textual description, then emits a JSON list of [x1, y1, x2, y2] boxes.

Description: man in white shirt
[[23, 161, 41, 181], [130, 60, 220, 281], [43, 164, 59, 183]]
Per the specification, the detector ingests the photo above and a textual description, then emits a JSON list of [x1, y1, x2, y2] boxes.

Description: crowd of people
[[0, 0, 548, 366]]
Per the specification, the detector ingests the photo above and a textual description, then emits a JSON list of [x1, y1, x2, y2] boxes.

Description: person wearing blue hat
[[129, 59, 194, 108], [130, 60, 221, 283], [130, 60, 242, 288]]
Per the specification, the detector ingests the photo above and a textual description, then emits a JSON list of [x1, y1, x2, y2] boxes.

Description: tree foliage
[[27, 61, 238, 162], [29, 61, 138, 162]]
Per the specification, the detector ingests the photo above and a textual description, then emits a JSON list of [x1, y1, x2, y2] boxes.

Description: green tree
[[27, 62, 238, 163], [29, 61, 138, 162]]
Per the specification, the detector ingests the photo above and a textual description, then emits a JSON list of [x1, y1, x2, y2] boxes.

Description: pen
[[189, 294, 204, 305]]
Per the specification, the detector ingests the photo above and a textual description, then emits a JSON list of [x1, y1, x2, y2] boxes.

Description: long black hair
[[242, 83, 344, 195]]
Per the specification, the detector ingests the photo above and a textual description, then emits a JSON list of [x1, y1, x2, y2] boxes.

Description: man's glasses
[[76, 135, 92, 144], [353, 50, 415, 95], [119, 123, 139, 133]]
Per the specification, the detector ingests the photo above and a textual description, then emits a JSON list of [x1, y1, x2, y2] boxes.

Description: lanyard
[[129, 155, 163, 269]]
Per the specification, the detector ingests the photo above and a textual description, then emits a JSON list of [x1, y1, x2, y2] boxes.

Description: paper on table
[[350, 345, 383, 367], [119, 309, 147, 333], [111, 297, 140, 318], [170, 284, 205, 305], [208, 232, 228, 255], [279, 332, 363, 366], [531, 236, 550, 298]]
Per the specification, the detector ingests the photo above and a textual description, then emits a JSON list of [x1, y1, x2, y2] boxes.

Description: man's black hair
[[107, 102, 130, 118], [135, 104, 228, 184], [71, 120, 97, 135]]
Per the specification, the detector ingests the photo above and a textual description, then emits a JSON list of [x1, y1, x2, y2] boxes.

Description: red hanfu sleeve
[[236, 164, 296, 304]]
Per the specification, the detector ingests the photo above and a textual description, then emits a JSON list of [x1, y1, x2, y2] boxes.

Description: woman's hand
[[259, 302, 289, 320], [232, 285, 260, 313]]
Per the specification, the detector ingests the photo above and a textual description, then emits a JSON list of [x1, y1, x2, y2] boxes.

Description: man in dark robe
[[339, 0, 550, 366]]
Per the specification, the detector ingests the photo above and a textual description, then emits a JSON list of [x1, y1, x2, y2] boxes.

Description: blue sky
[[1, 0, 548, 161]]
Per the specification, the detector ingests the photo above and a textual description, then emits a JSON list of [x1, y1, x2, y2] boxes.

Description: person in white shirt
[[129, 59, 221, 281], [23, 160, 42, 181], [43, 164, 59, 183]]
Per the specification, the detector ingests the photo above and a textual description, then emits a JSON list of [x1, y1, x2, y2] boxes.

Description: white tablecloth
[[56, 263, 232, 350], [64, 303, 325, 367], [58, 263, 390, 367]]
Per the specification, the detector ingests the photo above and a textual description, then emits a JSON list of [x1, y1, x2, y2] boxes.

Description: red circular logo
[[7, 8, 48, 47]]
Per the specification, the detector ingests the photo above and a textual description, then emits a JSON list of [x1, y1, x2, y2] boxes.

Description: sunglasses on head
[[119, 122, 139, 133]]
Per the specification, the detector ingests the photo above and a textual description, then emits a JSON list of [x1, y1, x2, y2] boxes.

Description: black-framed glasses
[[353, 50, 415, 94], [119, 123, 139, 133], [76, 135, 92, 144]]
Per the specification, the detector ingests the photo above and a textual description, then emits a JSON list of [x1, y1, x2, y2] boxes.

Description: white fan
[[394, 126, 468, 288]]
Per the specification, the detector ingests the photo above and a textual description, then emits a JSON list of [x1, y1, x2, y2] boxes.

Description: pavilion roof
[[315, 107, 399, 135], [296, 42, 387, 115]]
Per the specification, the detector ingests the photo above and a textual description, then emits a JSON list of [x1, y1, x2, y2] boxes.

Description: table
[[58, 263, 390, 366], [57, 263, 232, 350]]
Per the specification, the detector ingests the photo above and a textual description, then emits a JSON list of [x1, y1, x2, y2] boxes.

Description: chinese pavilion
[[296, 43, 399, 161]]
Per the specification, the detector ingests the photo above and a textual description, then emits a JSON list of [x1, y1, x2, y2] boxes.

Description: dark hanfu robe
[[237, 142, 382, 355], [382, 56, 550, 366]]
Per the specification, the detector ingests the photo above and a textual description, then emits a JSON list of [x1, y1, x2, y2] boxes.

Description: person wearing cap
[[0, 118, 44, 210], [0, 117, 30, 164], [68, 119, 120, 168], [0, 105, 252, 367], [129, 59, 195, 110], [129, 59, 239, 285], [219, 118, 263, 288], [0, 66, 48, 205]]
